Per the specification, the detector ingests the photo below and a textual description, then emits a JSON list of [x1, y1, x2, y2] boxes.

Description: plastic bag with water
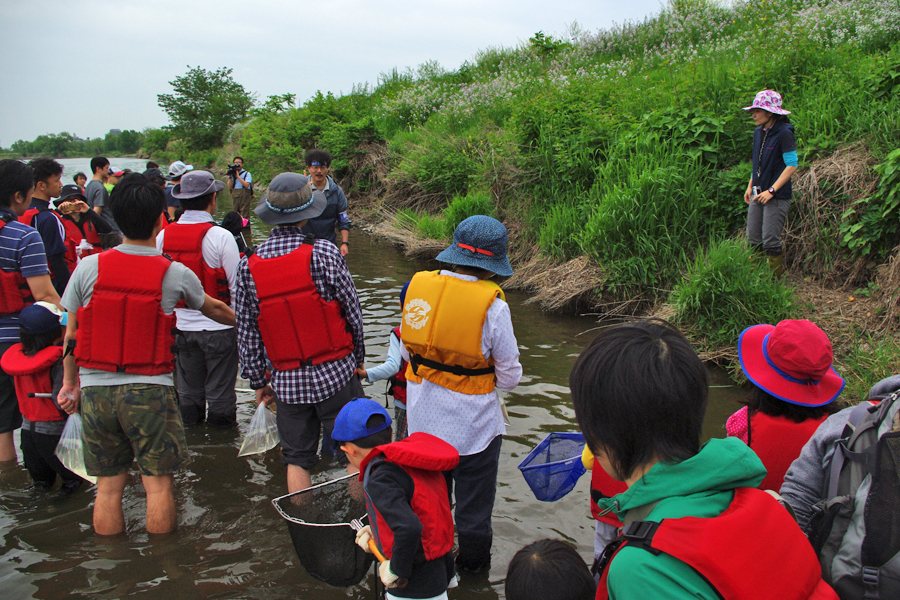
[[238, 403, 279, 456], [54, 413, 97, 484]]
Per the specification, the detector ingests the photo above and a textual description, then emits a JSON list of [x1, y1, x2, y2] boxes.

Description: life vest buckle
[[622, 520, 660, 543]]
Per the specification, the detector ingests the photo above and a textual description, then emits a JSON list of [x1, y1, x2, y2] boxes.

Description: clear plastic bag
[[54, 413, 97, 484], [238, 403, 279, 456]]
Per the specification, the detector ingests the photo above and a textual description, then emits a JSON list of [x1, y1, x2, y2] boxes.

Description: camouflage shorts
[[81, 384, 190, 477]]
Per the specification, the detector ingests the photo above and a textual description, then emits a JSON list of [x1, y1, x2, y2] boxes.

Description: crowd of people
[[0, 91, 891, 600]]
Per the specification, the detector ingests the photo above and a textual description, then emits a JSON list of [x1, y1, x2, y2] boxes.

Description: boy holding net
[[332, 397, 458, 600]]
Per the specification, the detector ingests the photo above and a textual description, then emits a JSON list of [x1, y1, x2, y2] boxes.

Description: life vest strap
[[410, 354, 496, 378]]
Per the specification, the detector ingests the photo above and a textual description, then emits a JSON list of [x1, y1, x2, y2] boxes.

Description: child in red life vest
[[728, 319, 843, 491], [0, 302, 83, 494], [333, 398, 459, 600], [358, 287, 410, 441]]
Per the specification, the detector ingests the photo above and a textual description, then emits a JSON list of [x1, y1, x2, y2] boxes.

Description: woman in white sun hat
[[742, 90, 798, 278]]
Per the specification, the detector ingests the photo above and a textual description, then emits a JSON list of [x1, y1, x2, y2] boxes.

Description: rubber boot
[[766, 253, 784, 279], [456, 533, 492, 574], [748, 244, 764, 264]]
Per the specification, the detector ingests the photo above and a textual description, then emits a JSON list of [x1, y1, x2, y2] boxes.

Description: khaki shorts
[[81, 384, 190, 477]]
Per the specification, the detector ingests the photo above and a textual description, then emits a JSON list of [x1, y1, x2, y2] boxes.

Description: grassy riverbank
[[166, 0, 900, 396]]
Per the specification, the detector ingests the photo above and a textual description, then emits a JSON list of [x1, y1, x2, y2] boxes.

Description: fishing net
[[272, 473, 374, 587], [518, 432, 587, 502]]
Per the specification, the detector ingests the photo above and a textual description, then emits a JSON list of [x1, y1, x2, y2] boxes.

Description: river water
[[0, 177, 743, 599]]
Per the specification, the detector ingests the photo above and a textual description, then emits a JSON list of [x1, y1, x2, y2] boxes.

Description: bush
[[670, 238, 796, 350]]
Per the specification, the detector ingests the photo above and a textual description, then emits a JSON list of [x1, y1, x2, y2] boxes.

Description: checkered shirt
[[235, 226, 364, 403]]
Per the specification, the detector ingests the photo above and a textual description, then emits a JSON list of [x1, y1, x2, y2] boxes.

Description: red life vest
[[596, 487, 838, 600], [20, 207, 66, 280], [0, 219, 35, 316], [74, 250, 176, 375], [161, 222, 231, 305], [387, 327, 408, 403], [0, 344, 64, 422], [246, 240, 353, 370], [59, 217, 103, 273], [748, 411, 828, 491], [360, 432, 459, 561], [590, 463, 627, 527]]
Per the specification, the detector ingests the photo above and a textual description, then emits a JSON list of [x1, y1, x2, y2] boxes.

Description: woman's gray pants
[[747, 197, 790, 254]]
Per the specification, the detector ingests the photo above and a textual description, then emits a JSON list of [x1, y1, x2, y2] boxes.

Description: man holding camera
[[226, 157, 252, 241]]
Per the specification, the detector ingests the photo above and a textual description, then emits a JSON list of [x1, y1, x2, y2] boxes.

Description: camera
[[226, 164, 241, 178]]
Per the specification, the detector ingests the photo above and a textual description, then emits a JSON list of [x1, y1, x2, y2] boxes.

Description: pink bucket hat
[[742, 90, 791, 115], [738, 319, 844, 407]]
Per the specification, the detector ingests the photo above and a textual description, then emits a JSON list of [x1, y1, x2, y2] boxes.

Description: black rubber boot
[[456, 533, 492, 573]]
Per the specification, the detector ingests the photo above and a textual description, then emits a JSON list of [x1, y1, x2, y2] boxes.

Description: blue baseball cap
[[19, 302, 67, 335], [331, 398, 392, 444]]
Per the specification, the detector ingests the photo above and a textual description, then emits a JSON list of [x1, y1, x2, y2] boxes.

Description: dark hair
[[233, 156, 243, 163], [109, 173, 165, 240], [304, 149, 332, 167], [146, 161, 159, 169], [74, 172, 87, 183], [20, 327, 62, 356], [743, 386, 839, 424], [348, 414, 393, 449], [179, 191, 216, 211], [505, 539, 595, 600], [0, 160, 34, 207], [570, 319, 708, 480], [29, 158, 63, 186], [90, 156, 109, 174], [145, 173, 166, 188]]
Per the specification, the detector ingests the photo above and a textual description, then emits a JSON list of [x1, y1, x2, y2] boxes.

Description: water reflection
[[0, 223, 742, 599]]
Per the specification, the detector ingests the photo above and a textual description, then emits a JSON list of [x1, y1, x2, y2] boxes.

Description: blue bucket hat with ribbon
[[435, 215, 513, 277], [254, 172, 327, 226]]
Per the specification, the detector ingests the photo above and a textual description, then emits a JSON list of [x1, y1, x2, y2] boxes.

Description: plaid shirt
[[235, 226, 364, 403]]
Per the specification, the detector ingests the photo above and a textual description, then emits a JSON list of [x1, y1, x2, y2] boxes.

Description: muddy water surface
[[0, 202, 743, 599]]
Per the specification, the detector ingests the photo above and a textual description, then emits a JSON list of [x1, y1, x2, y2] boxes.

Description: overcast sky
[[1, 0, 662, 146]]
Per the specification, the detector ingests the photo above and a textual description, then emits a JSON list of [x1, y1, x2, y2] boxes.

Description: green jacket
[[596, 437, 766, 600]]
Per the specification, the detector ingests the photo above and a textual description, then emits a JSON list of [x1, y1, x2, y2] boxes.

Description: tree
[[157, 66, 255, 149]]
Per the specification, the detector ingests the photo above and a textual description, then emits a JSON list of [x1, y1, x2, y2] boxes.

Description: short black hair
[[233, 156, 243, 163], [74, 172, 87, 183], [743, 386, 839, 424], [146, 161, 159, 169], [347, 414, 393, 449], [0, 159, 34, 207], [109, 173, 166, 240], [90, 156, 109, 174], [29, 158, 63, 186], [570, 319, 708, 481], [304, 149, 332, 167], [19, 328, 61, 356], [505, 539, 595, 600], [179, 191, 216, 211]]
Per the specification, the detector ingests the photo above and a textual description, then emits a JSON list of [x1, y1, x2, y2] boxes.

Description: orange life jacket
[[246, 239, 353, 370], [161, 222, 231, 305], [0, 218, 35, 316], [75, 250, 176, 375], [0, 344, 64, 422], [402, 271, 500, 395]]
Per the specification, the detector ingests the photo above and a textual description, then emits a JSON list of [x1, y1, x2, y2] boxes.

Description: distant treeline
[[9, 129, 146, 158]]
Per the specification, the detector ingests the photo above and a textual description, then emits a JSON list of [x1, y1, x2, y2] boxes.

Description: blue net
[[518, 432, 587, 502]]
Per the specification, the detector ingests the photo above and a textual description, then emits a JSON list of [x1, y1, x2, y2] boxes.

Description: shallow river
[[0, 180, 743, 599]]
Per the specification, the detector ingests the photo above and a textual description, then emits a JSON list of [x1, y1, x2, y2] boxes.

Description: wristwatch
[[768, 187, 776, 194]]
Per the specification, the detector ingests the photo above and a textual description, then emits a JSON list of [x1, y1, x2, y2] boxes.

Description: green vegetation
[[206, 0, 899, 372], [9, 129, 144, 158], [671, 238, 796, 349], [16, 0, 900, 377], [157, 66, 255, 150]]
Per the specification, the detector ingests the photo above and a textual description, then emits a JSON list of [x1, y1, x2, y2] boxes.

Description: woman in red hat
[[727, 319, 843, 491]]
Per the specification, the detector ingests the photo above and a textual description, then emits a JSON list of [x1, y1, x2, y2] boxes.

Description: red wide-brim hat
[[738, 321, 844, 407]]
